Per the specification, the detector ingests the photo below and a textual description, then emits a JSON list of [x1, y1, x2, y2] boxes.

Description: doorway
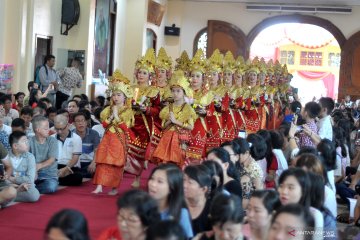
[[34, 35, 53, 69]]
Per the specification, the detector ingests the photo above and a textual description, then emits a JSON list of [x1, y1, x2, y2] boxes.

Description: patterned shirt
[[57, 67, 83, 96], [298, 120, 318, 148]]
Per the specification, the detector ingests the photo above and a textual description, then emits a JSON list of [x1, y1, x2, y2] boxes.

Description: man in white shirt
[[53, 115, 83, 186], [0, 95, 19, 126], [305, 97, 334, 145]]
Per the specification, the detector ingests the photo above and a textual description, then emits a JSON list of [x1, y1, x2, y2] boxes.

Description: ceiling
[[179, 0, 360, 6]]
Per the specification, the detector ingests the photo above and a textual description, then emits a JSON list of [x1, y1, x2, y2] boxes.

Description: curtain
[[297, 71, 336, 99]]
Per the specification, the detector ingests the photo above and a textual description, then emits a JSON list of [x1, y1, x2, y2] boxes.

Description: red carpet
[[0, 166, 153, 240]]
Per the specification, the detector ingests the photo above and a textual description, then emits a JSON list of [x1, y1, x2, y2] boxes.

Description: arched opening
[[250, 23, 341, 103], [193, 27, 207, 56], [146, 28, 157, 50]]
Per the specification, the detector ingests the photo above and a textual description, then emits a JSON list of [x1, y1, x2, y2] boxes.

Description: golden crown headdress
[[235, 55, 246, 75], [259, 57, 267, 73], [155, 47, 172, 71], [246, 57, 260, 74], [107, 69, 133, 98], [175, 50, 191, 72], [206, 49, 223, 73], [135, 48, 156, 73], [267, 59, 274, 74], [189, 49, 206, 73], [282, 64, 289, 77], [222, 51, 236, 73], [274, 60, 282, 75], [169, 70, 193, 98]]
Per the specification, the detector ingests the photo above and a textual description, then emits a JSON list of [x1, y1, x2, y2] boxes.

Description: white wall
[[165, 1, 360, 59]]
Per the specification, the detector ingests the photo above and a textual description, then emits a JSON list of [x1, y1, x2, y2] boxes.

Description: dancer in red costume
[[186, 49, 214, 165], [128, 48, 161, 188]]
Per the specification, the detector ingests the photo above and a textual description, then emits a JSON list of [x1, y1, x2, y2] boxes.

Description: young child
[[298, 101, 321, 148], [92, 70, 134, 195], [7, 131, 40, 202], [152, 70, 196, 168]]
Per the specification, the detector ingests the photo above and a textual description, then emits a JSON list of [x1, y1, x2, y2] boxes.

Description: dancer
[[155, 47, 173, 102], [128, 48, 161, 188], [152, 70, 196, 168], [92, 70, 134, 195]]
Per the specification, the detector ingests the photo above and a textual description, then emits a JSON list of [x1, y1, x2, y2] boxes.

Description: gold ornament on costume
[[155, 47, 172, 71], [135, 48, 156, 73], [175, 50, 191, 73], [222, 51, 236, 73], [207, 49, 223, 73], [107, 69, 133, 98], [235, 55, 246, 74], [169, 70, 193, 98], [246, 58, 260, 74], [189, 49, 206, 73]]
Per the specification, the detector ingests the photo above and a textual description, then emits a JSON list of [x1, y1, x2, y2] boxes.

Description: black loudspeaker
[[165, 25, 180, 36], [62, 0, 80, 25]]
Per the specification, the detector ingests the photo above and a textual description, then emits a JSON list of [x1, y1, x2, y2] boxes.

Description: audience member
[[29, 116, 59, 194], [0, 143, 17, 208], [53, 115, 83, 186], [98, 189, 160, 240], [39, 54, 60, 106], [148, 164, 193, 239], [7, 131, 40, 202], [0, 94, 19, 126], [72, 112, 100, 178], [146, 220, 186, 240], [0, 115, 11, 135], [11, 118, 26, 133], [45, 209, 90, 240], [20, 106, 34, 136], [299, 101, 321, 148]]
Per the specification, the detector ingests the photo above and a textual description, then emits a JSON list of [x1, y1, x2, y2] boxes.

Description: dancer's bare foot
[[131, 177, 140, 188], [92, 185, 103, 194], [108, 188, 118, 196]]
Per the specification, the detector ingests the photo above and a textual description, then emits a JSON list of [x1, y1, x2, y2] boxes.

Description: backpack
[[34, 64, 48, 90]]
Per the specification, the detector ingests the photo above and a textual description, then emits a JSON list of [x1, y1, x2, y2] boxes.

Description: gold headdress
[[235, 55, 246, 74], [282, 64, 289, 77], [175, 50, 191, 72], [259, 57, 267, 73], [222, 51, 235, 73], [267, 59, 274, 74], [207, 49, 223, 73], [189, 49, 206, 73], [273, 60, 282, 75], [107, 69, 133, 98], [169, 70, 193, 98], [246, 58, 260, 74], [155, 47, 172, 71], [135, 48, 156, 73]]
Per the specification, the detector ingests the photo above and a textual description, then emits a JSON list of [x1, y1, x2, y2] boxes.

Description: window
[[193, 28, 207, 55], [300, 51, 322, 66], [328, 53, 340, 67], [280, 50, 295, 65]]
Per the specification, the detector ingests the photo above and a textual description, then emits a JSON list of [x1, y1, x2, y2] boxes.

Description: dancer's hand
[[169, 112, 177, 124]]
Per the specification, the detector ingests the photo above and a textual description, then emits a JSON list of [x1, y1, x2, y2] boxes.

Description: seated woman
[[206, 148, 242, 199], [148, 164, 194, 239], [184, 165, 213, 235], [267, 204, 315, 240], [232, 138, 264, 208], [98, 189, 160, 240], [45, 209, 90, 240], [193, 194, 245, 240], [146, 220, 186, 240], [245, 190, 281, 240]]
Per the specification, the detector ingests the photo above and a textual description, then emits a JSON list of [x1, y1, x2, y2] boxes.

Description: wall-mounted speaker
[[165, 25, 180, 36], [61, 0, 80, 25]]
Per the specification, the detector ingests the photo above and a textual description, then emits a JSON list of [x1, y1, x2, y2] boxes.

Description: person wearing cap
[[152, 70, 196, 168], [92, 70, 134, 195]]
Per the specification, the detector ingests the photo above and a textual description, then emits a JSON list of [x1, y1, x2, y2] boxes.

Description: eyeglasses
[[117, 213, 141, 224], [74, 119, 86, 123], [55, 124, 68, 131]]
